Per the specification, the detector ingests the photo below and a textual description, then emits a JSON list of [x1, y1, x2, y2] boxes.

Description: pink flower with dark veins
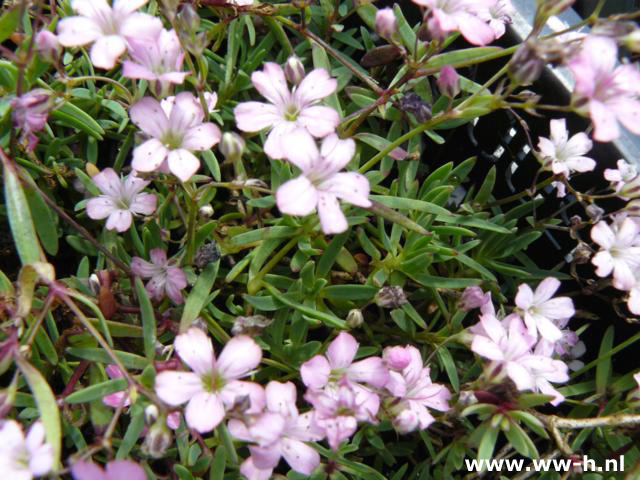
[[122, 29, 188, 96], [229, 381, 325, 479], [300, 331, 388, 391], [515, 277, 575, 342], [154, 328, 264, 433], [382, 346, 451, 434], [0, 420, 53, 479], [591, 218, 640, 290], [568, 35, 640, 142], [85, 168, 156, 232], [412, 0, 497, 45], [131, 249, 187, 304], [276, 132, 371, 234], [130, 92, 221, 182], [537, 118, 595, 178], [57, 0, 162, 69], [234, 61, 340, 159]]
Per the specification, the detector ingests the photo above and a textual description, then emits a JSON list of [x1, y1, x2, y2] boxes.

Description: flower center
[[202, 372, 226, 392], [284, 104, 299, 121], [162, 131, 184, 150]]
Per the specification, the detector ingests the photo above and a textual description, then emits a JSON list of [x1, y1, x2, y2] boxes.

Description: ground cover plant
[[2, 0, 640, 478]]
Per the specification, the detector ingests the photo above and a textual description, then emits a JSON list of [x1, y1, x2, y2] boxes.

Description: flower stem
[[247, 235, 300, 295], [217, 422, 239, 466]]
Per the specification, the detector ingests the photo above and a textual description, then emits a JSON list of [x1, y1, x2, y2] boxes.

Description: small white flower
[[0, 420, 53, 480]]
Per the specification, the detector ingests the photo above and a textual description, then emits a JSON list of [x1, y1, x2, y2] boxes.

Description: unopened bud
[[458, 286, 490, 311], [360, 45, 403, 68], [144, 404, 159, 424], [437, 65, 460, 98], [177, 4, 200, 33], [375, 8, 397, 40], [508, 43, 544, 86], [35, 30, 61, 62], [284, 56, 305, 85], [383, 346, 411, 370], [142, 419, 172, 458], [374, 286, 408, 308], [346, 309, 364, 328], [623, 29, 640, 53], [585, 204, 604, 221], [199, 204, 214, 218], [231, 315, 272, 336], [220, 132, 245, 160]]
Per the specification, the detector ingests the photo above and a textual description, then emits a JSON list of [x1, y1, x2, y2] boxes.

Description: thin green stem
[[247, 236, 300, 294], [217, 423, 239, 466], [64, 76, 133, 103]]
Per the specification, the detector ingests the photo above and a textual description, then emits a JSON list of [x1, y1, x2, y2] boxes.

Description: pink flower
[[122, 29, 188, 96], [304, 382, 377, 450], [375, 8, 397, 40], [537, 118, 595, 177], [131, 249, 187, 304], [86, 168, 156, 232], [0, 420, 53, 479], [103, 365, 131, 408], [35, 30, 61, 62], [154, 328, 263, 433], [591, 218, 640, 290], [515, 277, 575, 342], [57, 0, 162, 69], [481, 0, 513, 39], [383, 346, 413, 371], [437, 65, 460, 98], [605, 159, 640, 200], [383, 346, 450, 433], [230, 382, 325, 478], [71, 460, 146, 480], [130, 92, 221, 182], [11, 90, 52, 150], [276, 132, 371, 234], [234, 62, 339, 159], [412, 0, 497, 45], [568, 35, 640, 142], [300, 332, 388, 391]]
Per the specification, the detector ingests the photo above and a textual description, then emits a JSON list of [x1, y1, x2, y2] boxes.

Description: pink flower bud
[[284, 56, 305, 85], [458, 286, 490, 311], [383, 346, 412, 371], [35, 30, 61, 62], [437, 65, 460, 98], [375, 8, 397, 40]]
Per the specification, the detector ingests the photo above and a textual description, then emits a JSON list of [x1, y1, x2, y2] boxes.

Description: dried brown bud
[[374, 286, 408, 308]]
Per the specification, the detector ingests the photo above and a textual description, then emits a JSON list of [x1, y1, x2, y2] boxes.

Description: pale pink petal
[[105, 460, 147, 480], [86, 197, 115, 220], [592, 251, 614, 278], [169, 92, 204, 132], [221, 380, 266, 414], [71, 461, 109, 480], [300, 355, 331, 389], [129, 192, 156, 216], [613, 261, 636, 291], [533, 277, 560, 303], [264, 121, 297, 159], [71, 0, 110, 18], [538, 297, 575, 320], [455, 12, 495, 45], [132, 139, 169, 173], [185, 392, 225, 432], [175, 327, 214, 376], [348, 357, 389, 388], [549, 118, 568, 146], [112, 0, 149, 15], [506, 361, 535, 391], [276, 176, 318, 216], [120, 12, 163, 40], [249, 444, 283, 470], [239, 457, 273, 480], [217, 335, 262, 380], [281, 128, 319, 171], [103, 391, 129, 408], [294, 68, 338, 106], [265, 381, 297, 416], [320, 134, 356, 172], [514, 283, 534, 310], [326, 332, 358, 369], [591, 221, 615, 249], [29, 443, 54, 476], [251, 62, 290, 106], [297, 106, 340, 137], [281, 438, 321, 475], [566, 156, 596, 173], [106, 209, 133, 232], [246, 413, 286, 447], [228, 419, 253, 442], [234, 102, 281, 132], [182, 123, 221, 151], [89, 35, 126, 69], [565, 132, 592, 156], [471, 336, 503, 361], [155, 371, 203, 405], [320, 172, 371, 208], [131, 257, 158, 277], [167, 148, 200, 182], [628, 288, 640, 315], [537, 137, 556, 160], [25, 422, 45, 452], [91, 168, 121, 196], [130, 98, 169, 138], [122, 61, 156, 80], [290, 411, 326, 442], [57, 17, 101, 46], [590, 100, 619, 142], [317, 193, 348, 234], [530, 314, 563, 342]]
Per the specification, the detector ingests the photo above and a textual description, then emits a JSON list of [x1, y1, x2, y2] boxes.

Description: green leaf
[[504, 420, 539, 458], [2, 155, 43, 265], [371, 195, 449, 215], [264, 284, 346, 329], [116, 402, 145, 459], [65, 378, 127, 404], [66, 347, 150, 369], [474, 166, 496, 204], [209, 446, 227, 480], [23, 185, 58, 255], [408, 273, 481, 289], [228, 226, 298, 246], [50, 102, 105, 139], [425, 47, 504, 70], [16, 356, 62, 470], [393, 4, 416, 54], [312, 41, 343, 116], [354, 133, 407, 160], [596, 326, 614, 395], [477, 425, 498, 462], [16, 263, 54, 318], [323, 285, 377, 301], [180, 261, 219, 332], [135, 277, 156, 361], [0, 7, 20, 44], [436, 347, 459, 392]]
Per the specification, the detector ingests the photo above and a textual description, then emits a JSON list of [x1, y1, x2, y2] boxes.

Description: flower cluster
[[154, 329, 449, 479], [469, 278, 578, 405]]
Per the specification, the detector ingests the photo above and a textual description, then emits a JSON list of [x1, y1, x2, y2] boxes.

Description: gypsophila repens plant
[[2, 0, 640, 478]]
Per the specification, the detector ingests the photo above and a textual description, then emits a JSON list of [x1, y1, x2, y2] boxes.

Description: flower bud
[[144, 404, 159, 424], [383, 346, 411, 371], [508, 42, 544, 86], [375, 8, 397, 40], [623, 29, 640, 53], [142, 419, 172, 458], [231, 315, 272, 336], [437, 66, 460, 98], [284, 56, 305, 85], [35, 30, 61, 63], [346, 309, 364, 328], [194, 242, 221, 269], [219, 132, 245, 160], [458, 286, 490, 311], [199, 204, 214, 218], [374, 286, 408, 308], [177, 4, 200, 33]]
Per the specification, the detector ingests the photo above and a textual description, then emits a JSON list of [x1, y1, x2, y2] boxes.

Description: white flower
[[537, 118, 595, 177], [591, 218, 640, 290], [0, 421, 53, 480]]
